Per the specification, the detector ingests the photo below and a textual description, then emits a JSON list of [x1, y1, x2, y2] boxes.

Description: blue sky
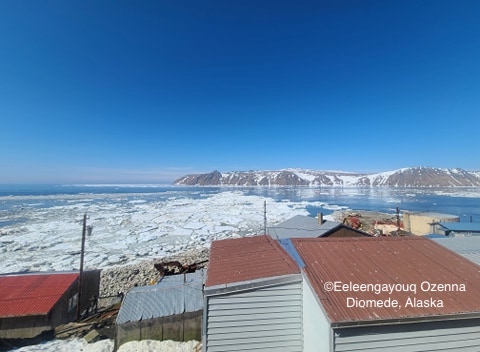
[[1, 1, 479, 183]]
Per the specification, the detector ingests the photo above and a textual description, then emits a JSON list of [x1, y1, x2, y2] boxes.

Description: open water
[[1, 184, 480, 223]]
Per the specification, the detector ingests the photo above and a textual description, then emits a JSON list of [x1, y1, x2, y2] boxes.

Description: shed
[[292, 237, 480, 352], [268, 215, 369, 240], [0, 272, 79, 339], [115, 269, 205, 350], [403, 211, 459, 235], [203, 235, 302, 352]]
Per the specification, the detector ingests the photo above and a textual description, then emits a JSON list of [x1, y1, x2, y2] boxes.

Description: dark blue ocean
[[1, 184, 479, 223]]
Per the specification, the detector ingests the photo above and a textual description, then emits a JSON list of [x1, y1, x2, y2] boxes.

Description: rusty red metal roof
[[206, 235, 300, 287], [292, 237, 480, 325], [0, 272, 78, 317]]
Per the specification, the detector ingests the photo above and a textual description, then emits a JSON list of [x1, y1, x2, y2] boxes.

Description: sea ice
[[0, 191, 314, 272]]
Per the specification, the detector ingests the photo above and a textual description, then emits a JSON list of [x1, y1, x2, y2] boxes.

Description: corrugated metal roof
[[205, 235, 300, 288], [292, 237, 480, 326], [268, 215, 341, 239], [433, 237, 480, 266], [0, 272, 78, 317], [116, 269, 205, 324], [437, 222, 480, 232]]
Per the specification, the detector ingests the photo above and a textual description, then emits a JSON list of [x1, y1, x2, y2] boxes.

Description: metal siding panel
[[207, 321, 302, 335], [334, 320, 480, 352], [212, 285, 300, 300], [117, 271, 204, 324], [208, 317, 301, 329], [211, 299, 301, 311], [208, 310, 302, 322], [208, 328, 301, 342], [208, 341, 302, 352], [206, 281, 302, 352]]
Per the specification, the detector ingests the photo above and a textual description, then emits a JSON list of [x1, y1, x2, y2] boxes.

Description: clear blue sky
[[1, 1, 479, 183]]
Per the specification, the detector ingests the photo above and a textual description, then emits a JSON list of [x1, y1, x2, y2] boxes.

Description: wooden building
[[0, 271, 98, 339]]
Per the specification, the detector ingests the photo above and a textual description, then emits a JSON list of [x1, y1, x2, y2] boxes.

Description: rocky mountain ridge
[[174, 167, 480, 187]]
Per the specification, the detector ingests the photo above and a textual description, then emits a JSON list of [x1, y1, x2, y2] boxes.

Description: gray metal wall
[[115, 310, 202, 351], [334, 318, 480, 351], [205, 279, 302, 352]]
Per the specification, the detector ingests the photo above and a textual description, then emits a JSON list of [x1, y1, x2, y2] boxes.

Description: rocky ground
[[331, 209, 403, 235], [98, 247, 210, 308]]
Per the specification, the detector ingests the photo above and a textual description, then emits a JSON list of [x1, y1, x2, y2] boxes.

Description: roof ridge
[[292, 236, 427, 243], [266, 235, 300, 272]]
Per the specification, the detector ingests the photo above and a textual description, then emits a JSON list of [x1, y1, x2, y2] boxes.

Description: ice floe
[[0, 190, 323, 273]]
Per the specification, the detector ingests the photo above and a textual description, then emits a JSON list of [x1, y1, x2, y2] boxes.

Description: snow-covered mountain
[[174, 167, 480, 187]]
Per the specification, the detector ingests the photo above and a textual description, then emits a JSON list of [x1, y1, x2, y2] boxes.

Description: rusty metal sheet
[[292, 237, 480, 325], [206, 235, 300, 288]]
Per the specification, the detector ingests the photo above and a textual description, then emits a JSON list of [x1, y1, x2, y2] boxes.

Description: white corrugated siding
[[205, 280, 302, 352], [334, 318, 480, 351], [303, 277, 330, 352]]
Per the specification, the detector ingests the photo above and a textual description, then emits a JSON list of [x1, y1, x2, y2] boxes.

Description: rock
[[84, 329, 100, 343], [98, 247, 210, 308]]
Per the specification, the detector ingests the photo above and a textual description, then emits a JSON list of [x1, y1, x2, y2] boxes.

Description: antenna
[[264, 200, 267, 235]]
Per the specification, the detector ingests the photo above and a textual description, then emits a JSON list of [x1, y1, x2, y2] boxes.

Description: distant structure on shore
[[268, 213, 371, 239], [403, 211, 460, 236]]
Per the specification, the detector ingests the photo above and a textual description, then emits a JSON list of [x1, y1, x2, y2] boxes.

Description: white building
[[204, 235, 480, 351]]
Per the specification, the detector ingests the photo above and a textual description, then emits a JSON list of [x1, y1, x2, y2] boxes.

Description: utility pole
[[76, 213, 87, 321], [396, 207, 400, 232]]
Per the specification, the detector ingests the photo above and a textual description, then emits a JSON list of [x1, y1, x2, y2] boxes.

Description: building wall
[[0, 271, 99, 340], [49, 277, 80, 329], [0, 315, 50, 339], [0, 279, 79, 339], [79, 269, 101, 316], [115, 311, 202, 351], [403, 212, 459, 236], [303, 277, 331, 352], [334, 318, 480, 351], [204, 277, 302, 352]]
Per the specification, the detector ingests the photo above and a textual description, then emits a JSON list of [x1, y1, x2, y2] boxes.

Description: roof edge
[[204, 273, 302, 297], [332, 311, 480, 328]]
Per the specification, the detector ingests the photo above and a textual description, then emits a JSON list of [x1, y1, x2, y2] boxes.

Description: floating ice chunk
[[184, 222, 205, 230]]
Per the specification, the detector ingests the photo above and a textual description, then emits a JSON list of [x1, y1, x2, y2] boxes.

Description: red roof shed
[[0, 273, 79, 318], [206, 234, 300, 288], [0, 272, 83, 339]]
